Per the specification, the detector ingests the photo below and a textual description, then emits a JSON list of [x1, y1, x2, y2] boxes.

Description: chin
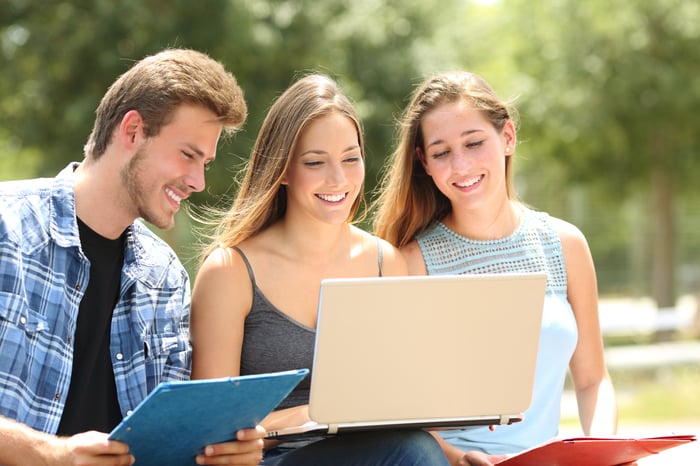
[[141, 211, 176, 231]]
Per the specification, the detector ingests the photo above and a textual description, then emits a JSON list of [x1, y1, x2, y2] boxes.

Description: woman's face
[[419, 99, 515, 212], [283, 112, 364, 225]]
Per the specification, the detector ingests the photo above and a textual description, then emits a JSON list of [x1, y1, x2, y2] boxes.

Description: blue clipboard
[[109, 369, 308, 465]]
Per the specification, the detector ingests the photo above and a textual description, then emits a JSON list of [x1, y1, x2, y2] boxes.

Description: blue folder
[[109, 369, 308, 465]]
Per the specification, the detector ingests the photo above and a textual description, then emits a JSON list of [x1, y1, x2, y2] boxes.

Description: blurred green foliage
[[1, 0, 698, 305]]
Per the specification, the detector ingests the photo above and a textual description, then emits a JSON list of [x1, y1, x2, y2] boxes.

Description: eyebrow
[[426, 129, 484, 148], [299, 145, 360, 157]]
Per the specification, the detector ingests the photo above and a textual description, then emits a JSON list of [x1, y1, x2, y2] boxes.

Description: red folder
[[495, 434, 696, 466]]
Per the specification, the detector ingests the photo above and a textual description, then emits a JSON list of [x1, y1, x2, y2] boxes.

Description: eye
[[432, 150, 449, 159], [343, 156, 362, 164], [303, 160, 323, 167], [466, 140, 484, 148], [204, 161, 212, 172], [182, 150, 195, 159]]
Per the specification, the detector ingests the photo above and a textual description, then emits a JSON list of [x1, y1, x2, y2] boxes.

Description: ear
[[118, 110, 145, 150], [416, 146, 431, 176], [502, 119, 516, 155]]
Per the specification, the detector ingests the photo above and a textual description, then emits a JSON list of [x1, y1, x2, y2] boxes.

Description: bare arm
[[191, 247, 250, 380], [428, 431, 508, 466], [190, 247, 266, 465], [376, 236, 409, 276], [430, 431, 469, 465], [0, 416, 133, 466], [400, 240, 428, 276], [554, 218, 618, 436]]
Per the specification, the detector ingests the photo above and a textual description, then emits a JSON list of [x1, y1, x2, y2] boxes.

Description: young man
[[0, 48, 264, 466]]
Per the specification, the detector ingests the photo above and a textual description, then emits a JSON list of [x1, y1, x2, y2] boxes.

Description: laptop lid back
[[308, 273, 546, 426]]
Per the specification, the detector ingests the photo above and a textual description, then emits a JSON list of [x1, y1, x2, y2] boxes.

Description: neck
[[444, 199, 521, 241], [274, 216, 353, 263], [73, 156, 134, 239]]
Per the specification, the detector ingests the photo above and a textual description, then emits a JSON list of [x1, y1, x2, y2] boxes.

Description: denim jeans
[[263, 430, 449, 466]]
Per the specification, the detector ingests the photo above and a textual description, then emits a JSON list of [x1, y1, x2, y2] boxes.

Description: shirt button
[[66, 336, 72, 345], [115, 353, 124, 361], [74, 284, 81, 291], [126, 410, 133, 416], [54, 393, 61, 400], [19, 316, 27, 325]]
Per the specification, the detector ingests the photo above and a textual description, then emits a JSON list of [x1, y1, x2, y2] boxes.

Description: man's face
[[120, 104, 222, 229]]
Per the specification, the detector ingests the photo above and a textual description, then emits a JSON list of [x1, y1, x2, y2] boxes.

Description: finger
[[197, 439, 264, 460], [489, 454, 510, 464], [202, 438, 265, 455], [460, 450, 496, 466], [195, 448, 264, 465], [236, 425, 266, 441], [67, 431, 131, 456]]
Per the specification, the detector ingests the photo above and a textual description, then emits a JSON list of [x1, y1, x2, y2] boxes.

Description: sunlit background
[[1, 1, 698, 458]]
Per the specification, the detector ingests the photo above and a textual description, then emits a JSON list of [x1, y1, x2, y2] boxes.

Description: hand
[[196, 426, 265, 465], [49, 431, 134, 466], [457, 450, 510, 466]]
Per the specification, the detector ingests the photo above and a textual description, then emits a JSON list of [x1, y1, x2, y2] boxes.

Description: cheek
[[424, 158, 450, 179], [348, 164, 365, 183]]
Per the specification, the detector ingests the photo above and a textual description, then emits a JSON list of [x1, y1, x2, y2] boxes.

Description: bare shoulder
[[351, 226, 407, 276], [399, 240, 427, 276], [549, 216, 584, 237], [196, 245, 247, 280], [192, 245, 253, 310], [548, 216, 594, 268]]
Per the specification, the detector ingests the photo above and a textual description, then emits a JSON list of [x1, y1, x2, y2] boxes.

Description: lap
[[265, 430, 448, 466]]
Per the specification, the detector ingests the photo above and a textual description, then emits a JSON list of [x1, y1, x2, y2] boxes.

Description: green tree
[[496, 0, 700, 312], [1, 0, 465, 270]]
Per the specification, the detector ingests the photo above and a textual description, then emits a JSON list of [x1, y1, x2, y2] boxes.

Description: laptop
[[266, 272, 547, 439]]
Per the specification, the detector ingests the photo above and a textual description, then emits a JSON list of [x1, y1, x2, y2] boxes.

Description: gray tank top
[[235, 243, 383, 410]]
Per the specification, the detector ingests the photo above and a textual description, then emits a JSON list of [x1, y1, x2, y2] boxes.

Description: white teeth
[[456, 176, 482, 188], [165, 188, 182, 205], [317, 193, 346, 202]]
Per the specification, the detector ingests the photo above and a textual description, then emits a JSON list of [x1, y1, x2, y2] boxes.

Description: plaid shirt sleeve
[[0, 176, 85, 433]]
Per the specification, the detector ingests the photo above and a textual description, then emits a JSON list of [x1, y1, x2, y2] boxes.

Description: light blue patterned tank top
[[417, 206, 579, 455]]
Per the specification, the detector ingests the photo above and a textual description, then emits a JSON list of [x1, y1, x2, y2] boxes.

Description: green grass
[[616, 366, 700, 423], [562, 365, 700, 426]]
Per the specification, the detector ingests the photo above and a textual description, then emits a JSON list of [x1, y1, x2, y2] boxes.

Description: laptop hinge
[[499, 415, 509, 425], [328, 424, 339, 434]]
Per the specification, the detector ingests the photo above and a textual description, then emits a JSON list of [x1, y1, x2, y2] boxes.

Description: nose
[[451, 149, 471, 172], [327, 161, 347, 186], [185, 164, 206, 193]]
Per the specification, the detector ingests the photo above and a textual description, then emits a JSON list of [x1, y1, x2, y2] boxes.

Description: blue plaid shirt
[[0, 163, 191, 434]]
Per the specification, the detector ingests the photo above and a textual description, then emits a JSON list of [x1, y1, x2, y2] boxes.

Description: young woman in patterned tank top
[[190, 74, 449, 465], [372, 71, 621, 466]]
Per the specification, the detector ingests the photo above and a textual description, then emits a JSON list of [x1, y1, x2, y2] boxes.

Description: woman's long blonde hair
[[372, 71, 518, 247], [200, 74, 365, 262]]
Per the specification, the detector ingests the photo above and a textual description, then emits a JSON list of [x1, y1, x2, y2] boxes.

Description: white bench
[[598, 295, 697, 337]]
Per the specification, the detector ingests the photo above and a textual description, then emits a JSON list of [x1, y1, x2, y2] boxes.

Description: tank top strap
[[376, 237, 384, 277], [232, 246, 257, 287]]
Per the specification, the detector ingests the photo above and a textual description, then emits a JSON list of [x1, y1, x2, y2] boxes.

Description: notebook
[[266, 272, 547, 439], [494, 434, 697, 465], [109, 369, 308, 465]]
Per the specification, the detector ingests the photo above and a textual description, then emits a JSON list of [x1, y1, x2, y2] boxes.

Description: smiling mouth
[[454, 175, 483, 188], [165, 187, 183, 206], [316, 192, 347, 203]]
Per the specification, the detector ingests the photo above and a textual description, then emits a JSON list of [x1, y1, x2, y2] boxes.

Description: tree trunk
[[650, 161, 676, 341]]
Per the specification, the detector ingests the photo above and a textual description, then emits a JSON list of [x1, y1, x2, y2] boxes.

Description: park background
[[1, 0, 698, 461]]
